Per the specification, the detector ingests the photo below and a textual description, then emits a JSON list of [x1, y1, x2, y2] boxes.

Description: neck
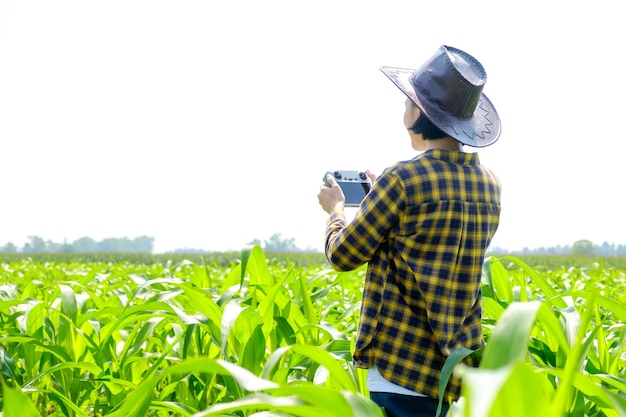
[[409, 131, 464, 152], [426, 136, 463, 152]]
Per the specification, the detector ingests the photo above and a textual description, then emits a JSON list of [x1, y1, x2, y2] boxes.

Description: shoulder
[[378, 155, 433, 185], [477, 163, 502, 189]]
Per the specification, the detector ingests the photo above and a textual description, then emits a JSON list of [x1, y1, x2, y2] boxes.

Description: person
[[317, 45, 502, 417]]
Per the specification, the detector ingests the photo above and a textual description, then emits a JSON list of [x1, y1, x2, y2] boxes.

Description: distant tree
[[23, 236, 46, 253], [45, 239, 65, 253], [2, 242, 18, 253], [98, 237, 122, 252], [73, 237, 97, 253], [60, 239, 73, 253], [94, 236, 154, 253], [263, 233, 300, 252], [248, 239, 262, 247], [597, 241, 616, 257], [571, 239, 595, 256], [1, 235, 155, 254], [486, 246, 508, 254], [132, 236, 154, 253]]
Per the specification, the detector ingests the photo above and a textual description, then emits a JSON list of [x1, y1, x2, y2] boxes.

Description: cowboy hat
[[381, 45, 501, 147]]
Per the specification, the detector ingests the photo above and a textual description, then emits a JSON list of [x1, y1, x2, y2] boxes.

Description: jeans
[[370, 392, 449, 417]]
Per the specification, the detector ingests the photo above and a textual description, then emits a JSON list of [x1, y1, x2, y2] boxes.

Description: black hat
[[381, 45, 501, 147]]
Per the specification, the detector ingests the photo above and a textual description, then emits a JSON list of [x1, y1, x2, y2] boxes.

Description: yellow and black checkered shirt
[[324, 149, 501, 401]]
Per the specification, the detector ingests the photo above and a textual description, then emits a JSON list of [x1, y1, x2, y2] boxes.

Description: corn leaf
[[481, 301, 542, 369], [1, 385, 40, 417]]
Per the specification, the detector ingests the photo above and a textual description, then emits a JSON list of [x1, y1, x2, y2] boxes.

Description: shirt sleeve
[[324, 171, 404, 271]]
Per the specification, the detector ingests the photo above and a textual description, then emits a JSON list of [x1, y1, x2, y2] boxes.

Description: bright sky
[[1, 1, 624, 253]]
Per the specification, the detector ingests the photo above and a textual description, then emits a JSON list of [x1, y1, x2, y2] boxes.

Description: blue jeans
[[370, 392, 449, 417]]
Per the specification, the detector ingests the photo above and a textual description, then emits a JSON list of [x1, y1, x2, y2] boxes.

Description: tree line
[[1, 235, 154, 254], [490, 239, 626, 257], [247, 233, 308, 252], [3, 235, 625, 257], [0, 233, 309, 255]]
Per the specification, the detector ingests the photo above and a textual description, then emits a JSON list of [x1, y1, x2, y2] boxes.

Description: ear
[[403, 100, 421, 130]]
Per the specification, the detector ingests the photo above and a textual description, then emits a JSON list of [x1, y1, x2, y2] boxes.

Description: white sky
[[1, 0, 624, 253]]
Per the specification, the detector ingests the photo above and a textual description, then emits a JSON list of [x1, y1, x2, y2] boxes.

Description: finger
[[325, 173, 338, 187]]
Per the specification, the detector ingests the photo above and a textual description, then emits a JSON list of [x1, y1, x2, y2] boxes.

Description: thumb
[[325, 173, 338, 187]]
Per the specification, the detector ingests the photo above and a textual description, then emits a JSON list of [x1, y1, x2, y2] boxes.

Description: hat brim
[[381, 66, 501, 147]]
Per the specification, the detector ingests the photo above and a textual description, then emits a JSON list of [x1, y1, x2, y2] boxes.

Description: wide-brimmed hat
[[381, 45, 501, 147]]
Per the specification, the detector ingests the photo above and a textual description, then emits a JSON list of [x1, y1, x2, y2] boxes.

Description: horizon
[[2, 234, 625, 256]]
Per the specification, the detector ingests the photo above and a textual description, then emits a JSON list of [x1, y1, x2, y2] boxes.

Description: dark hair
[[408, 112, 447, 140]]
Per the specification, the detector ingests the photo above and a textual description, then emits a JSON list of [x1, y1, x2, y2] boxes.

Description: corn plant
[[447, 256, 626, 417], [0, 249, 381, 416], [1, 250, 625, 416]]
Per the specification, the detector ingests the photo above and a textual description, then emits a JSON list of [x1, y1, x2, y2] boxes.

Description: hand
[[318, 174, 345, 214], [365, 169, 377, 184]]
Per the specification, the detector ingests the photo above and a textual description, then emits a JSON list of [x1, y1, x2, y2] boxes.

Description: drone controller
[[323, 170, 372, 207]]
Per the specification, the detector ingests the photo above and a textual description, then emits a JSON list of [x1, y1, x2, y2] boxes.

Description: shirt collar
[[421, 149, 480, 166]]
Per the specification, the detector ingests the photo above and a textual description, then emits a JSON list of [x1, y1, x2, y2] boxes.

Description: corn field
[[0, 248, 625, 416]]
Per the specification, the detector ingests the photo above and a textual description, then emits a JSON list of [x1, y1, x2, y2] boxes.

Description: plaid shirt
[[324, 149, 501, 401]]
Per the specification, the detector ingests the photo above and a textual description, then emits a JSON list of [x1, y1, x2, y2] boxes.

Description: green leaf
[[1, 385, 40, 417], [437, 347, 475, 417], [499, 256, 567, 308], [98, 301, 172, 341], [106, 376, 157, 417], [299, 274, 317, 325], [545, 368, 626, 415], [342, 389, 385, 417], [242, 324, 267, 375], [221, 264, 242, 293], [192, 393, 311, 417], [262, 345, 292, 381], [216, 359, 279, 392], [482, 297, 505, 321], [550, 293, 600, 416], [483, 257, 513, 303], [44, 387, 91, 417], [106, 358, 240, 417], [59, 284, 78, 324], [0, 299, 27, 312], [245, 246, 274, 287], [257, 271, 291, 340], [58, 285, 79, 362], [25, 301, 44, 336], [119, 316, 166, 365], [276, 344, 356, 392], [456, 365, 511, 417], [554, 303, 582, 350], [567, 291, 626, 322], [195, 386, 382, 417], [487, 363, 553, 417], [241, 246, 253, 285], [457, 362, 553, 417], [176, 285, 223, 326], [221, 299, 246, 357], [269, 384, 354, 416], [24, 361, 103, 387], [534, 302, 571, 359], [481, 301, 542, 369]]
